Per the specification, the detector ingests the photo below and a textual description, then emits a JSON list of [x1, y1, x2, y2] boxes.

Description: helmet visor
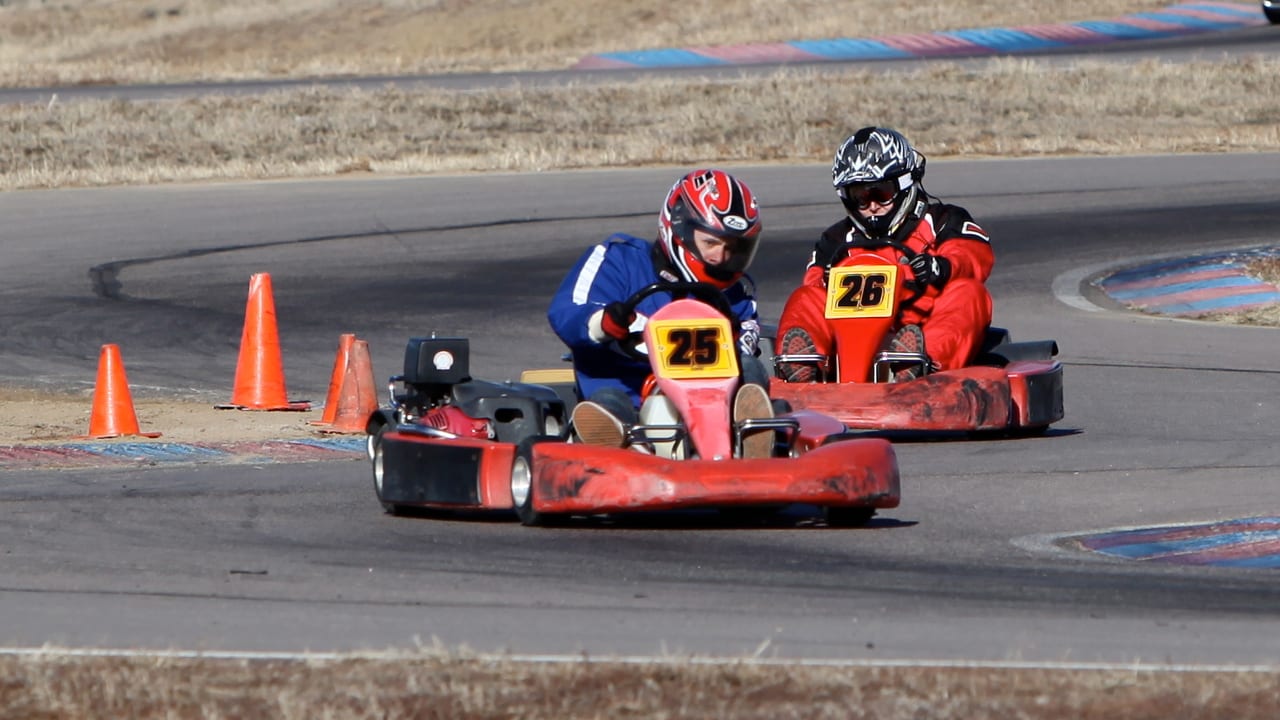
[[688, 228, 759, 278], [840, 175, 913, 209]]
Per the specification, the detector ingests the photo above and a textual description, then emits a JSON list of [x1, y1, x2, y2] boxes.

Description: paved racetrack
[[2, 154, 1279, 663]]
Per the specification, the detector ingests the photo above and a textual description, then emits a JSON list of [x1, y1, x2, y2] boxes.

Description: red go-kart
[[770, 250, 1064, 435], [367, 283, 901, 526]]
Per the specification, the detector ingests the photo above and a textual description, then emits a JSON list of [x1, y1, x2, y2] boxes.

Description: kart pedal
[[572, 401, 626, 448], [734, 383, 775, 459]]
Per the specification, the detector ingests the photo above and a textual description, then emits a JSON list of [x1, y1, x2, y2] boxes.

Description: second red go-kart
[[366, 282, 901, 527], [770, 248, 1064, 435]]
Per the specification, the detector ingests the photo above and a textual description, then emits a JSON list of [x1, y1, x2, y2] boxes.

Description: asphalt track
[[2, 10, 1280, 665], [2, 153, 1280, 664]]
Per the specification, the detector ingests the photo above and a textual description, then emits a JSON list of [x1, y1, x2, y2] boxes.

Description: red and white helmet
[[658, 169, 762, 289]]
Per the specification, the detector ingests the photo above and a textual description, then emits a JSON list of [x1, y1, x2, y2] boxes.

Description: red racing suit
[[777, 202, 994, 372]]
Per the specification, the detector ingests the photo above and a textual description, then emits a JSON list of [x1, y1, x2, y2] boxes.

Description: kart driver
[[547, 168, 774, 454], [776, 126, 995, 383]]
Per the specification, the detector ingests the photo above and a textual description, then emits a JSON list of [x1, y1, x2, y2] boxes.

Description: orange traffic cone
[[310, 333, 356, 426], [320, 339, 378, 434], [86, 344, 161, 439], [222, 273, 309, 411]]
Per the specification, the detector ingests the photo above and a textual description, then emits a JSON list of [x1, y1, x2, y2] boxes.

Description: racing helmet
[[832, 127, 927, 240], [658, 169, 762, 289]]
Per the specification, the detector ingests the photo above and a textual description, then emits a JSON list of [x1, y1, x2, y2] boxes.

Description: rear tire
[[511, 435, 563, 526], [370, 424, 401, 515]]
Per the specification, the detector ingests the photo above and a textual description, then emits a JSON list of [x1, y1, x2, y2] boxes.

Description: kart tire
[[369, 423, 401, 515], [511, 435, 564, 527], [825, 506, 876, 527]]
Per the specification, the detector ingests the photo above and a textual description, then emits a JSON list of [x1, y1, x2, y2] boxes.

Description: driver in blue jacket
[[547, 169, 773, 453]]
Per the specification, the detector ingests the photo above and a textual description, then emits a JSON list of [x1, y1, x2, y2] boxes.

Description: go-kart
[[770, 249, 1063, 434], [366, 282, 901, 527]]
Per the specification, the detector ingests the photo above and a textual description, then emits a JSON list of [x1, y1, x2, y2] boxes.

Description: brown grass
[[4, 57, 1280, 190], [1, 0, 1175, 86], [3, 653, 1279, 719]]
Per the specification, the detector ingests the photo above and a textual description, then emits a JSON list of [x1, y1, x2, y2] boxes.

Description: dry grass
[[4, 57, 1280, 190], [1, 0, 1175, 86], [3, 653, 1279, 719]]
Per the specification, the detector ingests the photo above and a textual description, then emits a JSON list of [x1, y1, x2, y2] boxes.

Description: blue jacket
[[547, 234, 759, 407]]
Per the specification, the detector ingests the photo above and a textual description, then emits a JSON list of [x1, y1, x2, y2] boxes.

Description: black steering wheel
[[840, 237, 927, 308], [611, 282, 737, 361]]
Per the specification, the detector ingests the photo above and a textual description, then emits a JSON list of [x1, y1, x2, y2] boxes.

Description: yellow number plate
[[824, 265, 898, 319], [648, 317, 739, 379]]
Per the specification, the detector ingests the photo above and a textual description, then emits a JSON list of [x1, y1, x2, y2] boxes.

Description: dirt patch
[[0, 386, 345, 446]]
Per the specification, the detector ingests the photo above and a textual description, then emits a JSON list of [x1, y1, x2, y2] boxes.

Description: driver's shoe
[[888, 324, 931, 382], [734, 383, 775, 459], [572, 401, 626, 448], [779, 327, 819, 383]]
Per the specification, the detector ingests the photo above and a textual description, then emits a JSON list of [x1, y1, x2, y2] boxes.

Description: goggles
[[841, 176, 909, 208]]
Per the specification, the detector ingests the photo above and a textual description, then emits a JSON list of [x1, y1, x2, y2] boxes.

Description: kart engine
[[420, 404, 494, 440]]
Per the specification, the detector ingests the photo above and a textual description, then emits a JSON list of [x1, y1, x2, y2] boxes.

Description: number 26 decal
[[824, 265, 898, 319]]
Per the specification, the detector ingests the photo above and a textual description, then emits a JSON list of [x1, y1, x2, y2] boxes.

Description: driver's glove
[[908, 252, 952, 290], [601, 301, 637, 341], [738, 319, 761, 357]]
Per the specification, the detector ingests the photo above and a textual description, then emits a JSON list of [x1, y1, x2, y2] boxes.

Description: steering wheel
[[611, 281, 737, 361], [840, 237, 927, 308]]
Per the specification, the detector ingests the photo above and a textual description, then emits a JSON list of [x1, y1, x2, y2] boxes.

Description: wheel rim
[[510, 456, 531, 508], [373, 442, 386, 497], [366, 432, 378, 461]]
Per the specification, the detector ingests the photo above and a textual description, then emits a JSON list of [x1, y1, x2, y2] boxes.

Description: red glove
[[601, 302, 636, 340]]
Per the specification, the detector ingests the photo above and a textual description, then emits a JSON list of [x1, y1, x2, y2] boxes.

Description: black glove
[[908, 252, 951, 290], [601, 301, 636, 341]]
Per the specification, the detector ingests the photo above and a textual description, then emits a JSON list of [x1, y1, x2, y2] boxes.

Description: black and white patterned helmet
[[832, 127, 927, 239]]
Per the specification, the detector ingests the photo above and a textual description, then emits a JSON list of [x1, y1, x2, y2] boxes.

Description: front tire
[[511, 435, 563, 526]]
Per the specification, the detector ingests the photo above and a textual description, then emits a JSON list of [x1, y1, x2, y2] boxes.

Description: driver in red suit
[[776, 127, 994, 383]]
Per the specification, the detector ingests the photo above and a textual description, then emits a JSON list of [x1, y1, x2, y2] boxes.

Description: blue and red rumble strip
[[1095, 245, 1280, 317], [573, 2, 1265, 70], [1074, 517, 1280, 568], [0, 437, 364, 470]]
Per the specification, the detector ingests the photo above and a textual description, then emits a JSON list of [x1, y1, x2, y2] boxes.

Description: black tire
[[1266, 3, 1280, 24], [369, 423, 401, 515], [511, 435, 564, 526], [825, 506, 876, 527]]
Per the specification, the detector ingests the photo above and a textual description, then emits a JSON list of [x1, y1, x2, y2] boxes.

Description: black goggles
[[842, 179, 902, 208]]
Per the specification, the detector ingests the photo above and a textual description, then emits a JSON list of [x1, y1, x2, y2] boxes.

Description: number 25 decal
[[648, 318, 739, 379], [666, 328, 720, 366], [824, 265, 898, 319]]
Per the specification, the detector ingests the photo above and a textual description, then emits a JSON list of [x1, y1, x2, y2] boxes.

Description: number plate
[[648, 317, 739, 379], [824, 265, 898, 319]]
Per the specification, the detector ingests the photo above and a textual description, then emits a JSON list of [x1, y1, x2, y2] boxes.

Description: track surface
[[2, 154, 1279, 662]]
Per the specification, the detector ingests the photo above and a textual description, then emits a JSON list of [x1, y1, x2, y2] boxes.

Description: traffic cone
[[222, 273, 310, 411], [309, 333, 356, 426], [85, 344, 161, 439], [320, 339, 378, 434]]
